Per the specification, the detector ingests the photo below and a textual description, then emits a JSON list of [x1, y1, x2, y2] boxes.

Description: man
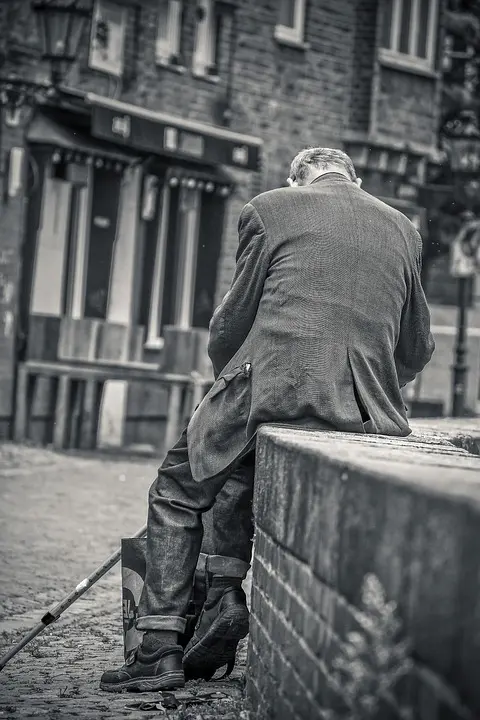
[[100, 147, 434, 692]]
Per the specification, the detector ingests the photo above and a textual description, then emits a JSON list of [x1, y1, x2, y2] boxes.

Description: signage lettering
[[164, 127, 178, 151], [92, 106, 261, 171], [232, 145, 248, 166], [179, 131, 204, 158], [112, 114, 131, 139]]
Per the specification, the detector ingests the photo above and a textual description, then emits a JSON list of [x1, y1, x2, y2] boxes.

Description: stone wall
[[247, 423, 480, 720]]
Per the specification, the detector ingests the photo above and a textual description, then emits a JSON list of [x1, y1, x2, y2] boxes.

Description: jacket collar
[[310, 172, 351, 185]]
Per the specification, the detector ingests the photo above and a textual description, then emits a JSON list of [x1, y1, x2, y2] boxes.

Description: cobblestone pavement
[[0, 444, 247, 720]]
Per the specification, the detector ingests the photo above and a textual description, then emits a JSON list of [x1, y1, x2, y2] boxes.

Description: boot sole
[[100, 670, 185, 693], [183, 604, 249, 678]]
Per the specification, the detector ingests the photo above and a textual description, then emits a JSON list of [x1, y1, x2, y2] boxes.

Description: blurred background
[[0, 0, 479, 457]]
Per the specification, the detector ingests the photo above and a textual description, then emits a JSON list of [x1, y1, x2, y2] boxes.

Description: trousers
[[136, 425, 255, 633]]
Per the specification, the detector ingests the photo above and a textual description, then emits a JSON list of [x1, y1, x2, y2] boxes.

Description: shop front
[[19, 92, 262, 449]]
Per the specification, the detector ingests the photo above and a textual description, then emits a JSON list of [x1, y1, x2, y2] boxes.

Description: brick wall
[[375, 67, 439, 148], [348, 0, 378, 135], [0, 0, 358, 183], [0, 0, 361, 428], [0, 0, 444, 431], [247, 425, 480, 719]]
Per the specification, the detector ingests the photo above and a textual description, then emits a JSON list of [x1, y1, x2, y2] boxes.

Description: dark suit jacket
[[187, 173, 435, 482]]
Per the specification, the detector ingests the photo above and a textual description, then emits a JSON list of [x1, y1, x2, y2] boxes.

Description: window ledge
[[192, 71, 221, 84], [273, 26, 309, 50], [156, 58, 187, 74], [378, 50, 440, 79], [88, 60, 123, 78]]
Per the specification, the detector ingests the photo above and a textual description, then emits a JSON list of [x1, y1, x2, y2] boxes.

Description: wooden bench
[[13, 359, 213, 452]]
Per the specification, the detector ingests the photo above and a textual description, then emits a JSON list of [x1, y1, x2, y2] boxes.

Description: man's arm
[[208, 202, 270, 377], [395, 232, 435, 387]]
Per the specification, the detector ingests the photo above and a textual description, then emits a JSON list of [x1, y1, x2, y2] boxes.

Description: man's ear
[[356, 178, 363, 188]]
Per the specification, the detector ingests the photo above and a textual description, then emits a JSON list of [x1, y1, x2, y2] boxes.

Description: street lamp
[[443, 110, 480, 417], [0, 0, 92, 127]]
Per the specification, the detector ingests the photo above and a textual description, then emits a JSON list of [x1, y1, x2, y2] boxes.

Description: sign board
[[91, 106, 261, 172], [450, 219, 480, 277]]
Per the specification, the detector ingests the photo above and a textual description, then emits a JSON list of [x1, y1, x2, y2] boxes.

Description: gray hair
[[289, 147, 357, 183]]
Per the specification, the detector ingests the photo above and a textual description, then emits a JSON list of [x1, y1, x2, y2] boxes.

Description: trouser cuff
[[196, 552, 207, 577], [205, 554, 250, 578], [135, 615, 186, 633]]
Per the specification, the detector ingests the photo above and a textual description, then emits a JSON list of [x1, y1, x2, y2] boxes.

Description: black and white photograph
[[1, 1, 480, 718]]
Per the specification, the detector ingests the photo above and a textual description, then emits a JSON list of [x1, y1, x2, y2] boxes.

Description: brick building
[[0, 0, 447, 448]]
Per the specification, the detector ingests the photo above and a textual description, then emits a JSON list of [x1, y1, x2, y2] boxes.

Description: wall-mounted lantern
[[0, 0, 92, 127]]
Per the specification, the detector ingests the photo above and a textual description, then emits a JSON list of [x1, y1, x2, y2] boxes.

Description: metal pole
[[451, 276, 469, 417]]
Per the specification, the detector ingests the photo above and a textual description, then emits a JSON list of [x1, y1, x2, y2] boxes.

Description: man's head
[[287, 147, 361, 187]]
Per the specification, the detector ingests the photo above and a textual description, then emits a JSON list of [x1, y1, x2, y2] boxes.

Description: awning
[[86, 93, 263, 172], [166, 164, 233, 185], [26, 110, 140, 165]]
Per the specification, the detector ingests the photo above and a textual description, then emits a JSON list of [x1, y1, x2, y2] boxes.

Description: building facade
[[0, 0, 446, 447]]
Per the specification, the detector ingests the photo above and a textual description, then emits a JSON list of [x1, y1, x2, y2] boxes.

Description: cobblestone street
[[0, 444, 246, 720]]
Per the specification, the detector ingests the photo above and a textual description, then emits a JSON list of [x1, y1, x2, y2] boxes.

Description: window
[[89, 0, 127, 76], [380, 0, 438, 70], [192, 0, 219, 78], [30, 177, 73, 316], [156, 0, 183, 65], [83, 166, 123, 319], [145, 182, 200, 344], [144, 173, 227, 346], [274, 0, 306, 45]]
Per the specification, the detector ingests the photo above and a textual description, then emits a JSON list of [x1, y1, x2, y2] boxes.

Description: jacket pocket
[[209, 362, 252, 399]]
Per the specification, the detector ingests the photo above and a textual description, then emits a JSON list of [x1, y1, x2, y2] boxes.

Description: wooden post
[[13, 364, 30, 442], [68, 380, 83, 448], [53, 375, 71, 449], [79, 380, 102, 450], [193, 328, 213, 379], [161, 326, 198, 453], [162, 326, 197, 374], [163, 383, 184, 453], [188, 372, 210, 423]]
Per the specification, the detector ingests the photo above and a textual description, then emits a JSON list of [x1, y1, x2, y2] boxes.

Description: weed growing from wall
[[323, 574, 413, 720]]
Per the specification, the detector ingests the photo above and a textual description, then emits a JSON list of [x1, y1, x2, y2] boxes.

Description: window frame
[[379, 0, 439, 72], [192, 0, 219, 79], [67, 166, 93, 319], [274, 0, 306, 46], [30, 172, 73, 317], [145, 183, 170, 349], [145, 183, 202, 347], [88, 0, 127, 77], [155, 0, 183, 66]]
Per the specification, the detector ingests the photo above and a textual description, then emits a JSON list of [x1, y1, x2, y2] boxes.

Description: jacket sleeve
[[208, 202, 270, 377], [395, 232, 435, 388]]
